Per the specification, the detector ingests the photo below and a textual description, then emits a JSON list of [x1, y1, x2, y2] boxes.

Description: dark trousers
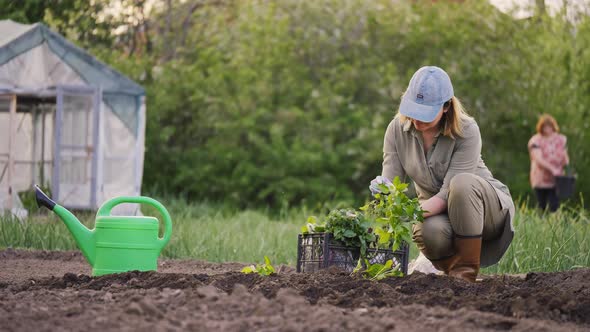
[[534, 187, 559, 212]]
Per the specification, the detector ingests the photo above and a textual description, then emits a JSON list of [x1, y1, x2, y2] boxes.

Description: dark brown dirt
[[0, 249, 588, 331]]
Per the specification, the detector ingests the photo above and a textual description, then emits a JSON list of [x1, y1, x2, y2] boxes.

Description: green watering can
[[35, 185, 172, 276]]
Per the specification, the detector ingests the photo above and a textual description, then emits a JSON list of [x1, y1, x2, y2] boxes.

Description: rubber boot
[[448, 236, 482, 283], [431, 254, 459, 275], [412, 223, 458, 274]]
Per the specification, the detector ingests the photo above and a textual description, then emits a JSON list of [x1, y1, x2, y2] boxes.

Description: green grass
[[1, 197, 588, 274], [0, 199, 307, 265], [482, 202, 590, 274]]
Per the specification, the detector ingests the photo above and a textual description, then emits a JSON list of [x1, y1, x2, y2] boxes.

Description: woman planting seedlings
[[380, 66, 515, 282]]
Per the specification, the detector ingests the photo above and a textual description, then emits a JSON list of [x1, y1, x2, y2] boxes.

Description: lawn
[[1, 197, 588, 274]]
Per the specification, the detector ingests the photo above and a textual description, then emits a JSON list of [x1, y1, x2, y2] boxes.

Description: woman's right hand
[[551, 166, 563, 177]]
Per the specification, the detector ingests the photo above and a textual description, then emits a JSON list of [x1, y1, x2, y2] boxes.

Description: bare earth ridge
[[0, 249, 588, 331]]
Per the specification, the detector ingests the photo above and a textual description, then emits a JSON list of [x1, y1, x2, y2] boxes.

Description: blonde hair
[[535, 114, 559, 135], [395, 96, 471, 138]]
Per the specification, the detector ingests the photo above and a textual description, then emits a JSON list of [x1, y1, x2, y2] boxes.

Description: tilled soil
[[0, 249, 589, 331]]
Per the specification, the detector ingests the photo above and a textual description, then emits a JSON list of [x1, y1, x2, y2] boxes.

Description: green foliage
[[300, 216, 325, 234], [301, 176, 420, 264], [0, 0, 48, 23], [241, 256, 275, 276], [361, 176, 424, 251], [352, 259, 403, 281], [140, 0, 401, 207], [129, 0, 590, 208], [0, 0, 116, 49], [4, 0, 590, 209], [324, 209, 376, 256], [482, 201, 590, 274]]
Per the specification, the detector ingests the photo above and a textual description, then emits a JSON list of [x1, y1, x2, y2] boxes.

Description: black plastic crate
[[297, 232, 409, 275]]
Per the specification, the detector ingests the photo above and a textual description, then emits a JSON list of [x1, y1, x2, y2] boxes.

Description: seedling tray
[[297, 232, 409, 275]]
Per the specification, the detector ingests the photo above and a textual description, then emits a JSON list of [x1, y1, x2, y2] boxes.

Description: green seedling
[[241, 256, 276, 276], [324, 209, 376, 256], [300, 216, 326, 234], [352, 258, 402, 280], [361, 176, 424, 252]]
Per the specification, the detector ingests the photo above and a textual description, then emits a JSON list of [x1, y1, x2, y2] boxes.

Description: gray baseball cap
[[399, 66, 454, 123]]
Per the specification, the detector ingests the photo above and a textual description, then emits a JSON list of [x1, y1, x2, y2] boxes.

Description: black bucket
[[555, 175, 576, 200]]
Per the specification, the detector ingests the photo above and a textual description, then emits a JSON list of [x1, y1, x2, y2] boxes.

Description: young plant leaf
[[241, 256, 276, 276], [241, 265, 257, 274]]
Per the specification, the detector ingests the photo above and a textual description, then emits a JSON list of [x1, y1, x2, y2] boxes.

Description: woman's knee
[[449, 173, 478, 196], [448, 173, 485, 211]]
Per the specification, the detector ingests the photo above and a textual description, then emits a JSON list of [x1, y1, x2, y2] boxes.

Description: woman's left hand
[[420, 196, 447, 218]]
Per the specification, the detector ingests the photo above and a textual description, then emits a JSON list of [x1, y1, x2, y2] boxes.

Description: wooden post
[[536, 0, 546, 16], [32, 105, 38, 188], [41, 105, 46, 186], [7, 94, 16, 210]]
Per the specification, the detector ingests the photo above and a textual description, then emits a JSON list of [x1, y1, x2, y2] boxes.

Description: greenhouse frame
[[0, 20, 146, 215]]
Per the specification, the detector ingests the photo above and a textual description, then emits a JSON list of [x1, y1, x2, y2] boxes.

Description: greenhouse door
[[52, 86, 101, 209]]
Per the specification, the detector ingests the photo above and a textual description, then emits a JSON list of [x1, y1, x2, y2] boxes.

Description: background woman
[[528, 114, 569, 212]]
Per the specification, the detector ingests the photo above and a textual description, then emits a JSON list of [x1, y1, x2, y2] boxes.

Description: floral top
[[528, 133, 568, 188]]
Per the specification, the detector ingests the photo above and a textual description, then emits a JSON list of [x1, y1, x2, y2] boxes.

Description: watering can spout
[[35, 185, 96, 266]]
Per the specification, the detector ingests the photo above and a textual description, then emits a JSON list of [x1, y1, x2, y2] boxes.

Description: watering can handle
[[97, 196, 172, 248]]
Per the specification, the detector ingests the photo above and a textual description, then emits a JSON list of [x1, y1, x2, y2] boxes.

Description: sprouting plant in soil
[[241, 256, 275, 276], [352, 258, 402, 280]]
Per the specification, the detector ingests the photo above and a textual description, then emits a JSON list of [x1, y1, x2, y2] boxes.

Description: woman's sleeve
[[382, 120, 406, 182], [528, 136, 539, 151], [434, 121, 481, 201], [562, 135, 569, 165]]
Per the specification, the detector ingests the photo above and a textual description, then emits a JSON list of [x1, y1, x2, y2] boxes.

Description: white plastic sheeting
[[0, 20, 34, 48], [0, 109, 53, 191], [0, 20, 146, 214], [0, 43, 86, 88]]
